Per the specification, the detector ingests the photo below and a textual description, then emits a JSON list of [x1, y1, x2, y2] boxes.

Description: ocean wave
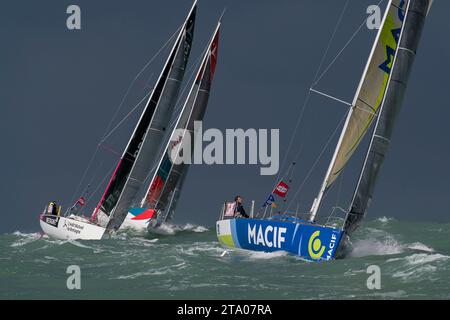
[[406, 242, 434, 253], [177, 242, 223, 257], [349, 224, 436, 258], [245, 250, 289, 260], [349, 236, 404, 257], [387, 253, 449, 282], [114, 262, 187, 280], [402, 253, 449, 265], [10, 231, 43, 247], [376, 216, 395, 224], [128, 237, 159, 248], [148, 223, 208, 235]]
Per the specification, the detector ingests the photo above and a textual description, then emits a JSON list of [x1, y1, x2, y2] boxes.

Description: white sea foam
[[349, 226, 435, 258], [149, 223, 208, 235], [178, 242, 223, 257], [115, 262, 187, 280], [115, 270, 169, 279], [403, 253, 449, 265], [376, 216, 394, 224], [388, 253, 449, 281], [246, 250, 289, 260], [406, 242, 434, 253], [349, 236, 404, 257], [10, 231, 42, 247]]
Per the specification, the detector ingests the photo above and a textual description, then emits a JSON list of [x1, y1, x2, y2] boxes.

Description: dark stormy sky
[[1, 0, 448, 233]]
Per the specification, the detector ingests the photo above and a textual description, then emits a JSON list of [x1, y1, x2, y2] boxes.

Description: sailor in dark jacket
[[234, 195, 249, 218]]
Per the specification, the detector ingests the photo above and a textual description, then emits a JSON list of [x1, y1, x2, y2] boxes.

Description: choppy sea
[[1, 217, 449, 299]]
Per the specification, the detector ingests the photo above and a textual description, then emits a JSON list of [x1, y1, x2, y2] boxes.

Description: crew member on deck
[[234, 196, 249, 218], [47, 201, 58, 216]]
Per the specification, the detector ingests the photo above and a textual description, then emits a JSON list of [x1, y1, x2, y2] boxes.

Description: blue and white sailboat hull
[[216, 218, 343, 261]]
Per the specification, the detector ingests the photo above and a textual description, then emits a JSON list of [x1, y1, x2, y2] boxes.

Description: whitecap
[[389, 253, 449, 282], [376, 216, 393, 224], [406, 242, 434, 253], [10, 231, 42, 247], [148, 223, 208, 235], [246, 250, 289, 260], [349, 236, 403, 257]]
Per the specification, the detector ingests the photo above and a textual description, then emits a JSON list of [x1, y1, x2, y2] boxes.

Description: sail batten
[[344, 0, 432, 235]]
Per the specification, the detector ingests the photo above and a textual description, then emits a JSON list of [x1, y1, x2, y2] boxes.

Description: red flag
[[76, 197, 86, 206], [273, 181, 289, 198]]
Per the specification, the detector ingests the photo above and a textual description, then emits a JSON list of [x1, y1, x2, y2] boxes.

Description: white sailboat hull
[[39, 215, 106, 240]]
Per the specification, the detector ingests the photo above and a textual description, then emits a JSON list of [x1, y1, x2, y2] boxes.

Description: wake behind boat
[[216, 0, 433, 261]]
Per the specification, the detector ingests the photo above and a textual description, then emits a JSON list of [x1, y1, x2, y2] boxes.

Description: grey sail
[[161, 168, 189, 223], [141, 23, 220, 224], [343, 0, 432, 235], [104, 2, 196, 231]]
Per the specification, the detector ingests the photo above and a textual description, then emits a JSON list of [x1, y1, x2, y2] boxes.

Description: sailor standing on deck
[[47, 201, 58, 216], [234, 196, 249, 218]]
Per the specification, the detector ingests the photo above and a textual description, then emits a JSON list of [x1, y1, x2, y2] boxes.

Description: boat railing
[[219, 202, 225, 220], [219, 201, 236, 220], [324, 206, 347, 229]]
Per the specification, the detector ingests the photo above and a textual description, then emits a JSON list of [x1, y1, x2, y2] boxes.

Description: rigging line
[[85, 165, 116, 204], [138, 49, 206, 192], [313, 0, 384, 87], [100, 24, 182, 141], [98, 91, 151, 145], [310, 88, 353, 107], [272, 91, 311, 188], [285, 110, 349, 213], [68, 25, 182, 205], [336, 168, 344, 207], [312, 0, 350, 84], [86, 159, 105, 192], [69, 146, 100, 206], [140, 72, 155, 93], [272, 0, 350, 191], [78, 159, 106, 208]]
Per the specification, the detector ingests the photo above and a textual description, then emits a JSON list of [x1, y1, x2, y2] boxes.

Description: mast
[[141, 22, 221, 220], [93, 1, 196, 228], [343, 0, 432, 235], [309, 0, 397, 222]]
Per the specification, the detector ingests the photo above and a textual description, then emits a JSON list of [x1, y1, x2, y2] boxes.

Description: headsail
[[141, 22, 220, 222], [310, 0, 409, 219], [93, 1, 196, 229], [344, 0, 432, 235]]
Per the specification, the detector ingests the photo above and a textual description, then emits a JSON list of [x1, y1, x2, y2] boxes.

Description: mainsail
[[310, 0, 411, 219], [141, 22, 220, 223], [92, 2, 196, 229], [344, 0, 432, 235]]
